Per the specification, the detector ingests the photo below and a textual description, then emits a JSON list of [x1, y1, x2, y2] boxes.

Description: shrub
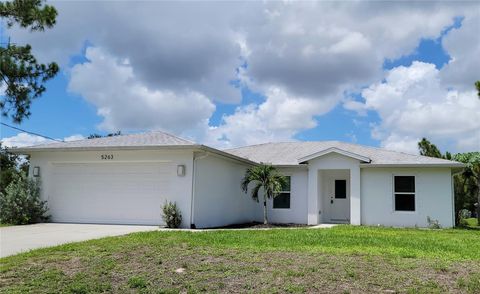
[[458, 209, 471, 227], [161, 200, 182, 228], [0, 172, 50, 225], [427, 216, 441, 229]]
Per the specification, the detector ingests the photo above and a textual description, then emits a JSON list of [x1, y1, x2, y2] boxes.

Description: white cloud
[[1, 133, 84, 148], [68, 47, 215, 133], [1, 133, 51, 148], [440, 14, 480, 91], [64, 134, 85, 142], [5, 2, 478, 149], [362, 61, 480, 153], [199, 86, 337, 148]]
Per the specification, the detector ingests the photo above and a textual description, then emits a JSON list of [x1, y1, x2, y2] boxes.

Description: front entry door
[[330, 179, 349, 222]]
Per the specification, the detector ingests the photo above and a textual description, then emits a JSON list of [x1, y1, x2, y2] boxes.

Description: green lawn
[[1, 226, 480, 293], [0, 224, 12, 227]]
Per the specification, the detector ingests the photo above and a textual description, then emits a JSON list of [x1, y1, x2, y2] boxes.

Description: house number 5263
[[101, 154, 114, 160]]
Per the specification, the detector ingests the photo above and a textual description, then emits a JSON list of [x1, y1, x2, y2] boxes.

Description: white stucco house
[[11, 131, 464, 228]]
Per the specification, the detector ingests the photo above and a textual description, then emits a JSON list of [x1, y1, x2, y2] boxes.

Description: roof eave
[[298, 147, 371, 163], [360, 163, 465, 168], [8, 144, 258, 166], [7, 144, 200, 154], [199, 145, 258, 166]]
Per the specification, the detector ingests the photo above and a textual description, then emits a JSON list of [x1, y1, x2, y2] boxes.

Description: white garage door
[[48, 162, 174, 225]]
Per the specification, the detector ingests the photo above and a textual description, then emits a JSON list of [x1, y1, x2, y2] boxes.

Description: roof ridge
[[336, 141, 456, 162], [224, 141, 275, 151], [148, 129, 197, 144]]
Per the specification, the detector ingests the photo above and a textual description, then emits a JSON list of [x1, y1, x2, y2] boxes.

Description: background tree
[[454, 152, 480, 225], [241, 164, 287, 225], [418, 138, 443, 158], [0, 0, 58, 123], [475, 80, 480, 97], [87, 131, 122, 139], [0, 142, 29, 194]]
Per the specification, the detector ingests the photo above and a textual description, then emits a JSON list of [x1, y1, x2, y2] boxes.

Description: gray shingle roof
[[11, 132, 463, 167], [225, 141, 463, 167], [12, 131, 195, 151]]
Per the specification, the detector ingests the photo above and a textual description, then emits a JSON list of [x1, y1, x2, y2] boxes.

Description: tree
[[454, 152, 480, 225], [87, 131, 122, 139], [418, 138, 443, 158], [0, 171, 49, 225], [0, 142, 29, 194], [475, 80, 480, 97], [0, 0, 59, 123], [241, 164, 287, 224]]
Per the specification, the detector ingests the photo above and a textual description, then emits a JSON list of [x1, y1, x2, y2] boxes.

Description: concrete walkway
[[0, 223, 159, 258]]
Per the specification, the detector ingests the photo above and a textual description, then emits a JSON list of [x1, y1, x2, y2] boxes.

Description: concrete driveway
[[0, 223, 159, 258]]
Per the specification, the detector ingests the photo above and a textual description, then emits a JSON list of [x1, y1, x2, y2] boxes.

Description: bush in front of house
[[426, 216, 441, 229], [0, 172, 50, 225], [458, 209, 472, 227], [161, 200, 182, 228]]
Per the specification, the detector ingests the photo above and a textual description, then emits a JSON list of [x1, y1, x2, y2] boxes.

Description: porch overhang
[[298, 147, 371, 164]]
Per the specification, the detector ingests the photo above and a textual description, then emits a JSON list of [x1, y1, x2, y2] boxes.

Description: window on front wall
[[394, 176, 415, 211], [273, 176, 291, 209]]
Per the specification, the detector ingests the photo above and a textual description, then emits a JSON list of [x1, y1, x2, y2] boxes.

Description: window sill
[[393, 210, 416, 214]]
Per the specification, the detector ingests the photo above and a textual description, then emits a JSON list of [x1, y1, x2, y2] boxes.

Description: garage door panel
[[48, 162, 173, 225]]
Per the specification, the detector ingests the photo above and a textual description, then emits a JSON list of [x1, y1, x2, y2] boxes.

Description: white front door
[[329, 179, 350, 222]]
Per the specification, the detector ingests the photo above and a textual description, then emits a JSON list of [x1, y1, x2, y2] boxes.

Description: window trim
[[392, 174, 416, 213], [273, 175, 291, 210]]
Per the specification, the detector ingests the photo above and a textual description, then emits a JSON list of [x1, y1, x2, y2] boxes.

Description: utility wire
[[0, 122, 64, 142]]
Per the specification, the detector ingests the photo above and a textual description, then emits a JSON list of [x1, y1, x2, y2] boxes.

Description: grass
[[0, 224, 12, 227], [1, 226, 480, 293]]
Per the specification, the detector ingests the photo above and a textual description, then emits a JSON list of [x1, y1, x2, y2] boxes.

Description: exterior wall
[[267, 167, 308, 224], [193, 153, 259, 228], [307, 153, 361, 225], [360, 167, 454, 228], [28, 149, 195, 228]]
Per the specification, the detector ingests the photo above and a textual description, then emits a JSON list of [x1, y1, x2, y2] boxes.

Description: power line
[[0, 122, 64, 143]]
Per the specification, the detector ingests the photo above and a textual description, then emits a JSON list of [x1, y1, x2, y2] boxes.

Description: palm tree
[[241, 164, 287, 225]]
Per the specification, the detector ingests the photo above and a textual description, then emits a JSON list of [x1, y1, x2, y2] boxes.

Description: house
[[11, 131, 464, 228]]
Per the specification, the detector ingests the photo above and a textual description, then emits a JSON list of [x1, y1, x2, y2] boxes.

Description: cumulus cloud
[[1, 133, 51, 148], [440, 15, 480, 91], [5, 1, 479, 149], [199, 86, 337, 148], [362, 61, 480, 153], [1, 133, 84, 148], [68, 47, 215, 133]]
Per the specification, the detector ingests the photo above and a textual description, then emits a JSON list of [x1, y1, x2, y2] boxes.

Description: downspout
[[189, 151, 209, 229]]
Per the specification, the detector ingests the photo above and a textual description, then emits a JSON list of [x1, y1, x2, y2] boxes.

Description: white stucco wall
[[193, 153, 260, 228], [360, 167, 454, 228], [28, 149, 195, 228], [267, 167, 308, 224]]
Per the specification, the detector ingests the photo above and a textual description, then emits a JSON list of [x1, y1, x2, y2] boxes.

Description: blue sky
[[1, 2, 478, 153]]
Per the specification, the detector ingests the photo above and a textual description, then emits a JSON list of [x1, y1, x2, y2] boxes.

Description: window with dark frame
[[394, 176, 415, 211], [273, 176, 291, 209]]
